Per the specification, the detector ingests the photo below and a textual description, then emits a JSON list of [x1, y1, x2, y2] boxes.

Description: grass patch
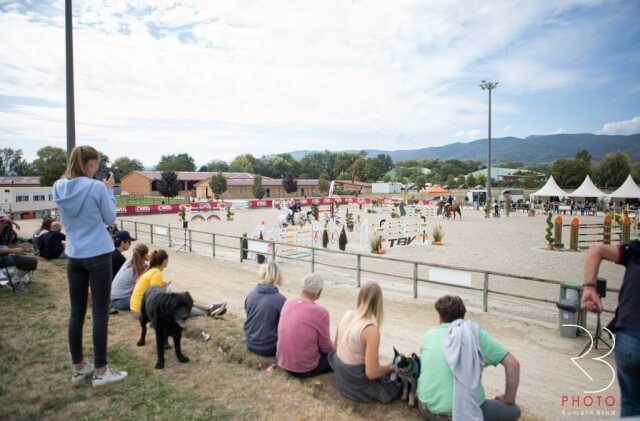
[[116, 196, 189, 207]]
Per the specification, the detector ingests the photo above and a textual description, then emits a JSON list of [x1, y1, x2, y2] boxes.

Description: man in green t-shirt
[[417, 295, 521, 420]]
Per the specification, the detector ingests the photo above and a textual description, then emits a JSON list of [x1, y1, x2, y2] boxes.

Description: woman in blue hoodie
[[244, 262, 286, 357], [53, 146, 127, 387]]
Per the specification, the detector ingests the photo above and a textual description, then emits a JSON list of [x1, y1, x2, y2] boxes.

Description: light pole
[[65, 0, 76, 156], [480, 80, 498, 205]]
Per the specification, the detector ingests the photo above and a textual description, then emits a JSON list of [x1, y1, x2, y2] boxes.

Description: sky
[[0, 0, 639, 167]]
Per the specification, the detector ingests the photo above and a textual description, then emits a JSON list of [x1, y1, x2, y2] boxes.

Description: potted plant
[[322, 227, 329, 248], [370, 234, 384, 254], [432, 225, 444, 245], [346, 210, 354, 232]]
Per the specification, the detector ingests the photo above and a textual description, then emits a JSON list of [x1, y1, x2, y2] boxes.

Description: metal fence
[[119, 219, 619, 315]]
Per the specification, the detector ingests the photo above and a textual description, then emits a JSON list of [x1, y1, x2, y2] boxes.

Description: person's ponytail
[[148, 249, 168, 269], [63, 146, 99, 179]]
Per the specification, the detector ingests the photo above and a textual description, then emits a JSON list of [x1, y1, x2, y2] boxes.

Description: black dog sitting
[[391, 347, 421, 407], [137, 286, 194, 369]]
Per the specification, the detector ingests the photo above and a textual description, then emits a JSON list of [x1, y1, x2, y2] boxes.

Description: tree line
[[3, 146, 639, 192]]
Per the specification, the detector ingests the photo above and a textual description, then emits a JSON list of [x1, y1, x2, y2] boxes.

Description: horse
[[442, 202, 462, 220]]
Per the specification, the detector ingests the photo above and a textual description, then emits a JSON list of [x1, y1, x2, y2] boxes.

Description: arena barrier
[[116, 201, 224, 217]]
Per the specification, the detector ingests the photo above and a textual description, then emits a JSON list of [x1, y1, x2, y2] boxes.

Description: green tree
[[156, 153, 196, 172], [318, 176, 330, 194], [0, 148, 30, 176], [595, 152, 632, 189], [229, 154, 257, 173], [158, 171, 180, 198], [198, 165, 208, 172], [252, 175, 265, 199], [111, 157, 144, 182], [476, 174, 486, 187], [415, 176, 427, 189], [466, 173, 477, 187], [551, 159, 590, 189], [205, 160, 229, 172], [352, 158, 367, 181], [209, 172, 228, 199], [282, 174, 298, 194], [337, 170, 351, 181], [575, 150, 592, 164], [365, 154, 393, 181], [633, 164, 640, 184], [32, 146, 67, 186], [264, 154, 300, 178]]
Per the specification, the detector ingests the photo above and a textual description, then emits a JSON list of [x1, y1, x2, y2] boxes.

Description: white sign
[[248, 240, 271, 254], [429, 267, 472, 287], [153, 226, 168, 236]]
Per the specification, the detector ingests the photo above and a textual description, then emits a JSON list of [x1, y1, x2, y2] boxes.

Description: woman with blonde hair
[[53, 145, 127, 387], [329, 281, 401, 403], [244, 262, 286, 357], [111, 243, 149, 311]]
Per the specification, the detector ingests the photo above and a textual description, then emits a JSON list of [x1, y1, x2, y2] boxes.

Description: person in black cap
[[112, 231, 136, 279]]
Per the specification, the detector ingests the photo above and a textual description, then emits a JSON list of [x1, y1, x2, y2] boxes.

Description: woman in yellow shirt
[[130, 249, 170, 315]]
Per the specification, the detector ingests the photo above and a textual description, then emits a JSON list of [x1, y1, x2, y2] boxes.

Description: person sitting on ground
[[32, 217, 54, 255], [112, 231, 135, 280], [37, 221, 67, 259], [0, 213, 20, 245], [277, 273, 333, 378], [330, 281, 402, 403], [130, 249, 170, 317], [417, 295, 521, 421], [244, 262, 286, 357], [111, 243, 149, 311], [0, 245, 38, 285]]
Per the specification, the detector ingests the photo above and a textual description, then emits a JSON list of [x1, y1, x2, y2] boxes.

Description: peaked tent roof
[[530, 176, 567, 198], [609, 174, 640, 199], [568, 175, 606, 198]]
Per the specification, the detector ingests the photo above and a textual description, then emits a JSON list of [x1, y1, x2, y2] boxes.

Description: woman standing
[[329, 282, 401, 403], [53, 145, 127, 387]]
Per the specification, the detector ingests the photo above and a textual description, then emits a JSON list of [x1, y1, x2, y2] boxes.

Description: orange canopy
[[423, 185, 449, 195]]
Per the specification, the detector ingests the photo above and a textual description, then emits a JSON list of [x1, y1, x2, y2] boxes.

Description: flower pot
[[433, 241, 444, 246]]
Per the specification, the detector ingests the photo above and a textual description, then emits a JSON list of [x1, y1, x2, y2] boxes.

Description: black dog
[[391, 347, 421, 407], [137, 287, 194, 369]]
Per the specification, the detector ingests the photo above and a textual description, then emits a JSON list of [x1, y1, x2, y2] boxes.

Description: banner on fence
[[429, 268, 472, 287], [117, 201, 224, 216]]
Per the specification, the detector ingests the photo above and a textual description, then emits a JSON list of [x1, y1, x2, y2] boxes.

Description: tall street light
[[480, 80, 498, 205], [65, 0, 76, 156]]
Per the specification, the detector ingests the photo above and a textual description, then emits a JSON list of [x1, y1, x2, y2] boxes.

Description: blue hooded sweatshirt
[[244, 283, 286, 354], [53, 177, 116, 259]]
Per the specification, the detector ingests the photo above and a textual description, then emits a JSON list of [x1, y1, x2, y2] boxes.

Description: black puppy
[[391, 347, 421, 407], [137, 287, 194, 369]]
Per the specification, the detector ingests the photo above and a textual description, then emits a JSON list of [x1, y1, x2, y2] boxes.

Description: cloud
[[554, 128, 567, 134], [0, 0, 631, 165], [598, 116, 640, 135]]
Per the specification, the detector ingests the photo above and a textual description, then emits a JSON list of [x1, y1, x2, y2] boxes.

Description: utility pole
[[65, 0, 76, 156], [480, 80, 498, 204]]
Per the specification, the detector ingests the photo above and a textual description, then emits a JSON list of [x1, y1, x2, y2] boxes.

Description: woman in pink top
[[329, 282, 401, 403]]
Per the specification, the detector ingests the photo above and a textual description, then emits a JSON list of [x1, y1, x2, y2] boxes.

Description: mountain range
[[287, 133, 640, 164]]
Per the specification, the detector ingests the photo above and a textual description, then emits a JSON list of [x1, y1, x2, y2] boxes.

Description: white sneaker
[[71, 362, 94, 386], [92, 366, 128, 387]]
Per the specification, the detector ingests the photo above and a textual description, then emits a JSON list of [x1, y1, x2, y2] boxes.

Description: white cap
[[302, 273, 324, 295]]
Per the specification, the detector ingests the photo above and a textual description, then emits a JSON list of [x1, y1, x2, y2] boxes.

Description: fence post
[[239, 237, 244, 262], [356, 254, 361, 288], [311, 247, 315, 273], [119, 219, 123, 230], [570, 217, 579, 251], [150, 224, 154, 244], [483, 273, 489, 312], [603, 213, 612, 245], [271, 241, 276, 262], [168, 226, 172, 248], [622, 213, 630, 245], [212, 234, 216, 257], [413, 262, 418, 299], [188, 230, 192, 252], [134, 221, 138, 241]]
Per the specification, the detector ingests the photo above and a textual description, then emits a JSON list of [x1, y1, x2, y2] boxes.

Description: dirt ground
[[13, 209, 627, 420]]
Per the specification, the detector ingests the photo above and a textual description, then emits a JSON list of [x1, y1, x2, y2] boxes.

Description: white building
[[372, 182, 403, 194], [0, 177, 55, 219]]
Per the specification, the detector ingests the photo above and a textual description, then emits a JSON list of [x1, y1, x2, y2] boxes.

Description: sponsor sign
[[428, 267, 472, 287]]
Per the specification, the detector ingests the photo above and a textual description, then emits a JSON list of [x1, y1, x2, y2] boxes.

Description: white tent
[[530, 176, 568, 199], [609, 174, 640, 199], [568, 175, 606, 198]]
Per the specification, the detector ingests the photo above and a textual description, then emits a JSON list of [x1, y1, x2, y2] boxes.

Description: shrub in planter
[[322, 228, 329, 248], [432, 225, 444, 245], [346, 211, 354, 232], [338, 227, 348, 251], [370, 234, 383, 253]]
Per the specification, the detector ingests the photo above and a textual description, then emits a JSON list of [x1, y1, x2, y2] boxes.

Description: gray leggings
[[419, 399, 521, 421], [68, 252, 112, 369]]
